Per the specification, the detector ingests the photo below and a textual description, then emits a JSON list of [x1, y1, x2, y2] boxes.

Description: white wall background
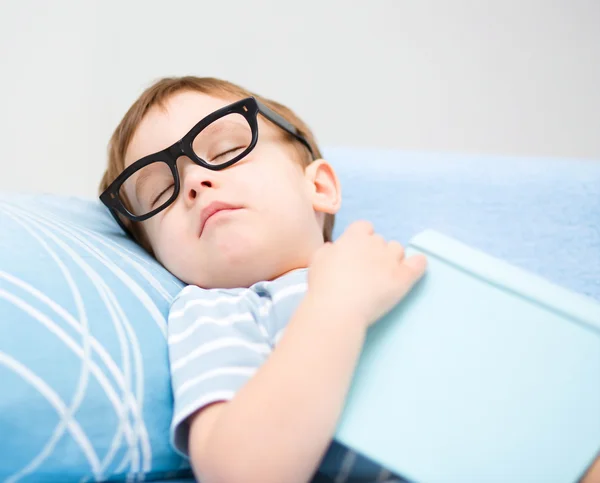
[[0, 0, 599, 198]]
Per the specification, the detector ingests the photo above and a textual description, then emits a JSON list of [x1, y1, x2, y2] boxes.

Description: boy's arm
[[188, 293, 367, 483], [186, 222, 427, 483]]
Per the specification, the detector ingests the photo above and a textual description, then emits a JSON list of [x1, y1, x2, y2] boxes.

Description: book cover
[[335, 229, 600, 483]]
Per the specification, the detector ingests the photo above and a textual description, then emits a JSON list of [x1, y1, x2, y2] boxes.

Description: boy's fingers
[[388, 240, 405, 261], [402, 254, 427, 281], [346, 220, 374, 237], [372, 233, 387, 247]]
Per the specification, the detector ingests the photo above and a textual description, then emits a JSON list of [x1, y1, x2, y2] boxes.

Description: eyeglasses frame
[[99, 96, 316, 234]]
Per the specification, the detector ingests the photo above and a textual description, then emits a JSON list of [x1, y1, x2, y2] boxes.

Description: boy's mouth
[[198, 201, 243, 237]]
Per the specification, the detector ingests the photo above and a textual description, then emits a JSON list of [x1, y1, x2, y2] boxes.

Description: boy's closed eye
[[132, 170, 175, 211], [210, 146, 246, 163], [151, 183, 175, 207], [195, 115, 251, 162]]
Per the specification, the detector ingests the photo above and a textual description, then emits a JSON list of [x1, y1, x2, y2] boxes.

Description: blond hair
[[99, 76, 334, 253]]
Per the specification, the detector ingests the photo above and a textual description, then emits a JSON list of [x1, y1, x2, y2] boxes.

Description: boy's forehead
[[125, 91, 240, 167]]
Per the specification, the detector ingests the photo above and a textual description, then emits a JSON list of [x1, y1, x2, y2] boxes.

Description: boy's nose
[[181, 163, 217, 203]]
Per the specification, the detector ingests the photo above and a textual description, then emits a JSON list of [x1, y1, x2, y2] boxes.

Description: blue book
[[335, 230, 600, 483]]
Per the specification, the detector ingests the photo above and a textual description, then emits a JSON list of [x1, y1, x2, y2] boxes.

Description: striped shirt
[[168, 268, 404, 482]]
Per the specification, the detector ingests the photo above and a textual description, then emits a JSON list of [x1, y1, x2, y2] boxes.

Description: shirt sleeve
[[168, 284, 272, 456]]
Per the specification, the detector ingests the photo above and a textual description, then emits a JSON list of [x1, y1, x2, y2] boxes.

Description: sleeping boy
[[99, 75, 427, 482]]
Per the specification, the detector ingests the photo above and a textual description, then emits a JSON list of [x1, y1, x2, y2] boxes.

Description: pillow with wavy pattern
[[0, 194, 190, 482]]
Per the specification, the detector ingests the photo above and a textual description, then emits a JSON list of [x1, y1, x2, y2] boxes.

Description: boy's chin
[[185, 229, 310, 288]]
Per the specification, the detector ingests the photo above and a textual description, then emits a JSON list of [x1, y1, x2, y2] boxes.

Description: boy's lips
[[198, 201, 243, 237]]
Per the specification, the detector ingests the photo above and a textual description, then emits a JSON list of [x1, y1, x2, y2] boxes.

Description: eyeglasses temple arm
[[255, 99, 316, 159]]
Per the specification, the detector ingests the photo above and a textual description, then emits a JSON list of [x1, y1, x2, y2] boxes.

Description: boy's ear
[[304, 159, 341, 215]]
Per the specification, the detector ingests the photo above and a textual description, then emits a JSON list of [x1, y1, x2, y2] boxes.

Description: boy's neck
[[267, 266, 308, 282]]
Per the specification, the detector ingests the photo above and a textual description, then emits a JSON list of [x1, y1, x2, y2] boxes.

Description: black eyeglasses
[[100, 96, 315, 230]]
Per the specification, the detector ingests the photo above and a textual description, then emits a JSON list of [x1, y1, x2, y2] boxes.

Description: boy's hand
[[308, 220, 427, 328]]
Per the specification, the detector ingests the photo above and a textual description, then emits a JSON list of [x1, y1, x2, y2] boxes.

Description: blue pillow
[[328, 148, 600, 301], [1, 149, 599, 481], [0, 194, 188, 481]]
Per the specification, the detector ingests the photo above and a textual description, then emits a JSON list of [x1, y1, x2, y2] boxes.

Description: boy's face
[[124, 91, 340, 288]]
